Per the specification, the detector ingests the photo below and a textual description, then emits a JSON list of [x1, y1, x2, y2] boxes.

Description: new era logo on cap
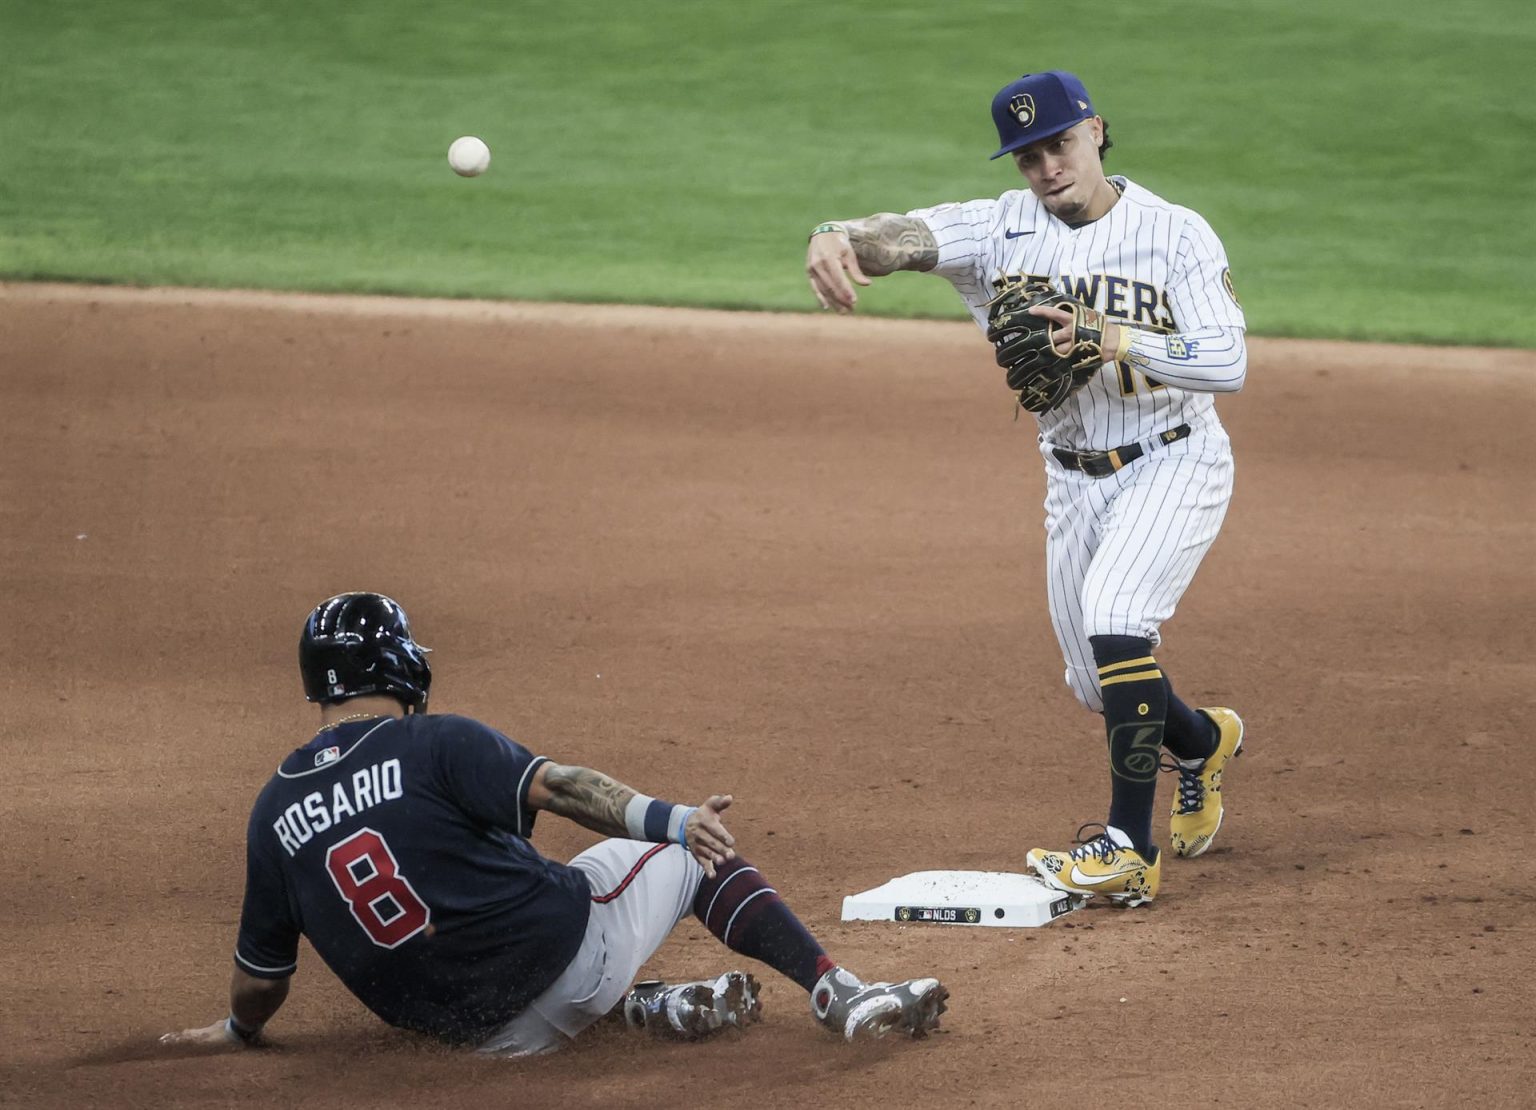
[[989, 70, 1096, 160]]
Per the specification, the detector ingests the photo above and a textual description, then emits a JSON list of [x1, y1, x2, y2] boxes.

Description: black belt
[[1052, 424, 1191, 478]]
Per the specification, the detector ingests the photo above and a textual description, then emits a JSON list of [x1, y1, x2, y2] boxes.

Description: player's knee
[[1079, 599, 1116, 641], [1064, 666, 1104, 713], [1083, 612, 1161, 648], [1082, 611, 1127, 642]]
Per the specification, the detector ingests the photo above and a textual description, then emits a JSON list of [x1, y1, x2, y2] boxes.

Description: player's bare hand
[[686, 794, 736, 877], [1028, 304, 1124, 361], [806, 230, 870, 314], [159, 1020, 246, 1050], [1026, 304, 1077, 355]]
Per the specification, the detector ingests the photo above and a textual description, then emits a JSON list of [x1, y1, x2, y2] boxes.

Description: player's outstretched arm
[[805, 213, 938, 313], [160, 969, 290, 1050], [529, 762, 737, 877]]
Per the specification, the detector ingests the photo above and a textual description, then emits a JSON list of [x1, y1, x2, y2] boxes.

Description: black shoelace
[[1068, 822, 1121, 861], [1160, 756, 1205, 815]]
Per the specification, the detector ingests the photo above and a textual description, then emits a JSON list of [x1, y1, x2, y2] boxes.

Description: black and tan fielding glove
[[985, 280, 1130, 414]]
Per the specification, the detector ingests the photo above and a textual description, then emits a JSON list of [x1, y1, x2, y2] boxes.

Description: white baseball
[[448, 136, 491, 177]]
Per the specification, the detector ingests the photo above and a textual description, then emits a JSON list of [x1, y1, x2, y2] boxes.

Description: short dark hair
[[1098, 119, 1113, 160]]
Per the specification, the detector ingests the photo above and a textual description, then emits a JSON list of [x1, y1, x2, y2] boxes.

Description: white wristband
[[668, 805, 696, 848], [624, 794, 656, 840]]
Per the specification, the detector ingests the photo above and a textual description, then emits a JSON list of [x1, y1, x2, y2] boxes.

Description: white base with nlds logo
[[841, 870, 1088, 928]]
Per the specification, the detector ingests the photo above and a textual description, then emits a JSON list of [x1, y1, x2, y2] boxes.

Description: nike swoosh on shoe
[[1069, 864, 1143, 886]]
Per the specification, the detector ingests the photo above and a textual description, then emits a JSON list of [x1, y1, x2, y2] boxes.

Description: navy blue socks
[[1163, 676, 1219, 764], [693, 857, 834, 992]]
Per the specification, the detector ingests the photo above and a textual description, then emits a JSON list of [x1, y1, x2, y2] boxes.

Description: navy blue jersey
[[235, 714, 592, 1043]]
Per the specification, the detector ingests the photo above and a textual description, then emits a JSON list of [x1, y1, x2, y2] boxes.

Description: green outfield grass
[[2, 0, 1532, 345]]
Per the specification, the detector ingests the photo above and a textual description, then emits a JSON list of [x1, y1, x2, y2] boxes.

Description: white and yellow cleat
[[1168, 707, 1245, 859], [1026, 827, 1161, 907]]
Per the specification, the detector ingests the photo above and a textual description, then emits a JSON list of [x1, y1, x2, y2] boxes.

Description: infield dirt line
[[4, 281, 1533, 378]]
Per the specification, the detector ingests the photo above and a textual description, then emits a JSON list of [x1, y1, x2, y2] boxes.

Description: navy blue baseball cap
[[989, 71, 1096, 160]]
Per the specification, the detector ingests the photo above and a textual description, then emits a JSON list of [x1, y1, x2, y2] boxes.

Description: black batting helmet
[[299, 592, 433, 711]]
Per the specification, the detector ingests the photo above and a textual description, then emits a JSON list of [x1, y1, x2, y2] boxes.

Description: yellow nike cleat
[[1168, 707, 1245, 858], [1026, 826, 1161, 907]]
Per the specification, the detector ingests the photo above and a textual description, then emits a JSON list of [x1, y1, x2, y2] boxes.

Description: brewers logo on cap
[[990, 71, 1097, 160], [1009, 93, 1036, 127]]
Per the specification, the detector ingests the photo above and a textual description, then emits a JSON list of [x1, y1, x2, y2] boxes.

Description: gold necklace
[[317, 711, 384, 733]]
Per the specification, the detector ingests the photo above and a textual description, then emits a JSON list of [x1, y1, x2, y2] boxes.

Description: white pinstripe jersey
[[909, 176, 1245, 452]]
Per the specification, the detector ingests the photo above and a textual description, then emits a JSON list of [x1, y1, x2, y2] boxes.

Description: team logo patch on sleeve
[[1222, 267, 1242, 308], [1009, 93, 1036, 126]]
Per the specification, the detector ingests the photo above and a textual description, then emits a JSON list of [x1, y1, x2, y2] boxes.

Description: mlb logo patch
[[315, 746, 341, 767]]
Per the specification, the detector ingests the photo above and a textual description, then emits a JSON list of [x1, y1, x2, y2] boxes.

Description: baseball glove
[[985, 281, 1121, 414]]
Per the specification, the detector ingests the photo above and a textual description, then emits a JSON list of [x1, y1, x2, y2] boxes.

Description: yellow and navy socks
[[1091, 635, 1167, 856], [1163, 677, 1220, 764]]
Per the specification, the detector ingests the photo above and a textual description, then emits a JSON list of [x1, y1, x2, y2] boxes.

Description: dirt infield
[[3, 283, 1533, 1108]]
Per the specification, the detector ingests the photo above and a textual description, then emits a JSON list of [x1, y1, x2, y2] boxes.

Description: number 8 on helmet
[[298, 592, 433, 712]]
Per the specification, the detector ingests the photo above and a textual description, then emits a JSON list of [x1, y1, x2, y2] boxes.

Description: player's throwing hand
[[685, 794, 736, 877], [805, 224, 871, 313]]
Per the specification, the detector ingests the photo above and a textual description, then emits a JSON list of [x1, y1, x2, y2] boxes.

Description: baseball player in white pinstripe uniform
[[805, 70, 1247, 905]]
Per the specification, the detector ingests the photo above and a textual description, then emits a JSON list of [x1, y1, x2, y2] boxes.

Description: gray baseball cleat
[[622, 971, 763, 1040], [810, 967, 949, 1041]]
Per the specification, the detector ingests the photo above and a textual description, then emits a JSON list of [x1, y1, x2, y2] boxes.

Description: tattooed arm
[[528, 762, 635, 837], [806, 212, 938, 314], [842, 213, 939, 276], [526, 761, 738, 875]]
